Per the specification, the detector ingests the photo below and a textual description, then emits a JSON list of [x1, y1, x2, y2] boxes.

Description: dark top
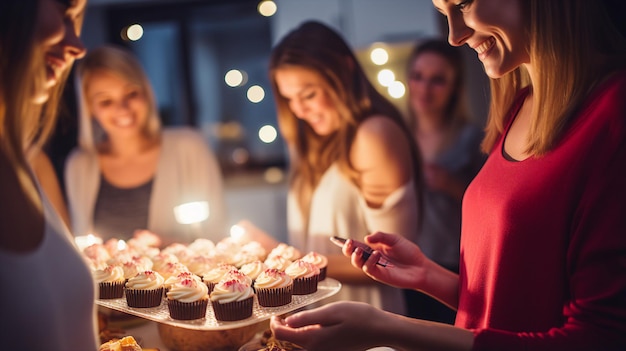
[[93, 175, 153, 240]]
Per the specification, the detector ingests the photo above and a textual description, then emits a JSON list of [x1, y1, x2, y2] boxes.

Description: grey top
[[93, 175, 154, 240]]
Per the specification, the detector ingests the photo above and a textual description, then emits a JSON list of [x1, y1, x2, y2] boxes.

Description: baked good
[[253, 268, 293, 307], [285, 260, 320, 295], [99, 335, 142, 351], [125, 270, 165, 308], [210, 279, 254, 321], [239, 260, 268, 284], [300, 251, 328, 281], [263, 255, 291, 271], [167, 276, 209, 320], [93, 264, 125, 299], [268, 243, 301, 261], [201, 264, 237, 293]]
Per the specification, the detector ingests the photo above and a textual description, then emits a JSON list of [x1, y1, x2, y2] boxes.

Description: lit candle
[[173, 201, 210, 225], [74, 233, 103, 251], [230, 224, 245, 242]]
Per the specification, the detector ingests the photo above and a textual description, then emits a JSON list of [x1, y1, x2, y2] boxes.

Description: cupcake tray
[[96, 278, 341, 330]]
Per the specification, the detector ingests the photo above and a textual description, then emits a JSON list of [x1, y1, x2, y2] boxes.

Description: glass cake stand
[[96, 278, 341, 331]]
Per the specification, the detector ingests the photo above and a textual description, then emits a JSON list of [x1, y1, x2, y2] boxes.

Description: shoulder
[[351, 115, 412, 165], [65, 147, 96, 170], [353, 115, 410, 149], [162, 126, 210, 150]]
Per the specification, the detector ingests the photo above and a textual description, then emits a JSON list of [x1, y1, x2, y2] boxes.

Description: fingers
[[365, 231, 399, 246], [270, 316, 321, 348]]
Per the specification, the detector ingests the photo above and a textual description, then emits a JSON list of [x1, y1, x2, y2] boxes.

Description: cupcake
[[167, 277, 209, 320], [93, 264, 125, 299], [285, 260, 320, 295], [210, 279, 255, 321], [125, 270, 165, 308], [164, 271, 199, 293], [264, 255, 292, 271], [239, 260, 268, 285], [268, 243, 301, 261], [301, 251, 328, 281], [150, 252, 179, 273], [157, 261, 190, 281], [187, 238, 215, 256], [253, 268, 293, 307], [185, 255, 218, 277], [201, 264, 237, 293]]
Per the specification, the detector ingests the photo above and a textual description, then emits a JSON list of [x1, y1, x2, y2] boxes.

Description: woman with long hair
[[268, 20, 422, 314], [270, 1, 626, 350], [0, 0, 100, 349]]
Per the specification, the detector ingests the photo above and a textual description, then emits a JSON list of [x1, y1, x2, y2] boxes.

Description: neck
[[415, 111, 446, 135], [107, 134, 153, 157]]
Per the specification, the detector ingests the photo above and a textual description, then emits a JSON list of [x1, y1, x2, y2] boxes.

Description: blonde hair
[[0, 0, 69, 210], [75, 45, 161, 153], [269, 21, 422, 223], [482, 0, 626, 155]]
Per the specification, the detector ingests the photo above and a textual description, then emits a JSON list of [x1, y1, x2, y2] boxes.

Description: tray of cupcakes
[[85, 235, 340, 330]]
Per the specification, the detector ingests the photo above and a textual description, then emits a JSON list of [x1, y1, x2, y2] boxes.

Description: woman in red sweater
[[270, 0, 626, 350]]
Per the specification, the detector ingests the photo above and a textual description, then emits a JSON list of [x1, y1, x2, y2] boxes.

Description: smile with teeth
[[114, 116, 135, 127], [475, 37, 496, 55]]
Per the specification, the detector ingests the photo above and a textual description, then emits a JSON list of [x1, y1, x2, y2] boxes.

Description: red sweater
[[458, 71, 626, 351]]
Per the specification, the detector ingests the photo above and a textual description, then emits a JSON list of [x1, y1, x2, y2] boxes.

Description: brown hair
[[406, 38, 472, 135], [269, 21, 422, 223], [76, 45, 162, 153], [482, 0, 626, 155]]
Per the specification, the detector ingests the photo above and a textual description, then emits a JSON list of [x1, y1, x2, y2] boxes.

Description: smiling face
[[432, 0, 529, 78], [408, 52, 457, 117], [274, 66, 341, 136], [85, 69, 150, 139], [33, 0, 87, 104]]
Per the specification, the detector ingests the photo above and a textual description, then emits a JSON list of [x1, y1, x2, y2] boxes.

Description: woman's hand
[[270, 301, 387, 351], [342, 231, 428, 290]]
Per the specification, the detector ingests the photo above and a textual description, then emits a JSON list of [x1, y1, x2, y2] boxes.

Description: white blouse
[[288, 164, 419, 314], [0, 189, 99, 350]]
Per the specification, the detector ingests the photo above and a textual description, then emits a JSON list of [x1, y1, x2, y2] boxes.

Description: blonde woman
[[269, 21, 422, 315], [271, 1, 626, 350], [65, 45, 226, 246], [0, 0, 100, 349]]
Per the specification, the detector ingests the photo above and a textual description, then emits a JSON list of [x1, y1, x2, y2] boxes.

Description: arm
[[270, 301, 474, 351], [345, 231, 459, 309], [29, 150, 70, 228]]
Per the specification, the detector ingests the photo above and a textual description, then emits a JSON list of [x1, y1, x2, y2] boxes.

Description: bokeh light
[[258, 125, 278, 143], [258, 1, 277, 17], [377, 69, 395, 87], [388, 81, 406, 99], [370, 47, 389, 65], [247, 85, 265, 103], [225, 69, 244, 87]]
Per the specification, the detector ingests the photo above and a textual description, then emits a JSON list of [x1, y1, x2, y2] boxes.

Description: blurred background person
[[65, 45, 226, 246], [0, 0, 101, 349], [404, 39, 486, 323], [267, 20, 423, 315]]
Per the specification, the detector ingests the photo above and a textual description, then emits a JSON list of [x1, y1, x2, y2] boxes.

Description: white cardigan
[[65, 127, 226, 245]]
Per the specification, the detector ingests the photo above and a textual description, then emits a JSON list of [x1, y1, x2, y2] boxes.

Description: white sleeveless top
[[0, 190, 99, 350], [288, 164, 419, 314]]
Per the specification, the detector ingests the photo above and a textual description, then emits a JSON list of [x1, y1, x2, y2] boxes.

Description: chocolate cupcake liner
[[125, 287, 164, 308], [319, 266, 327, 281], [211, 296, 253, 321], [256, 285, 293, 307], [204, 282, 217, 294], [292, 275, 319, 295], [98, 281, 125, 299], [167, 298, 209, 320]]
